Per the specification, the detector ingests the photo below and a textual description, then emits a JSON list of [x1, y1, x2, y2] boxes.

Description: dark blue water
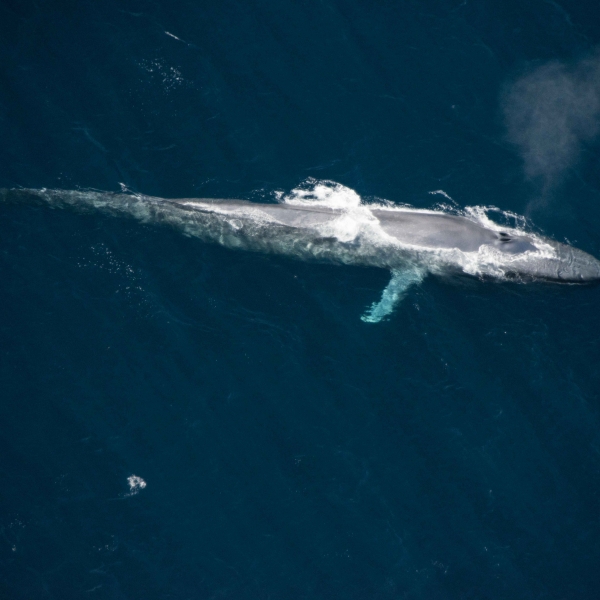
[[2, 1, 600, 598]]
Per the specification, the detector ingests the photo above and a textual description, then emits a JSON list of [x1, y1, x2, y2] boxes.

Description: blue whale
[[2, 187, 599, 322]]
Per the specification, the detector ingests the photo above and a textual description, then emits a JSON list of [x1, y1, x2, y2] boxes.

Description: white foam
[[126, 475, 146, 496], [428, 189, 455, 202], [281, 179, 382, 243], [282, 178, 362, 209]]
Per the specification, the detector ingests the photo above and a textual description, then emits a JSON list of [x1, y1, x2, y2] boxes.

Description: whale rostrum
[[2, 187, 599, 322]]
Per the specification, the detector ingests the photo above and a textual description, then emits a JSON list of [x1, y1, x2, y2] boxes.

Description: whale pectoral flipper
[[361, 267, 426, 323]]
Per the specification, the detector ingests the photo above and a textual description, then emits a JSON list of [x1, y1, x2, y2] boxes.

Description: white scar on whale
[[2, 181, 599, 322]]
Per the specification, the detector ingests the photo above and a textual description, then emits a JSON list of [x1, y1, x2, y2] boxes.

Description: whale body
[[2, 187, 599, 322]]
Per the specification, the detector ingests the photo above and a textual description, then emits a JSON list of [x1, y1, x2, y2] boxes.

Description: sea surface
[[2, 1, 600, 598]]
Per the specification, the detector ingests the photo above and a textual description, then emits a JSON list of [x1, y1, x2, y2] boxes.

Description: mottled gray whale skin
[[189, 198, 600, 283], [2, 188, 600, 287]]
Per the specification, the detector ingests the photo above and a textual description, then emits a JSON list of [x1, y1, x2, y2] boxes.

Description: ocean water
[[2, 1, 600, 598]]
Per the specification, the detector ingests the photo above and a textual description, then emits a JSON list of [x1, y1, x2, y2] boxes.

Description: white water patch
[[464, 205, 528, 235], [429, 189, 455, 202], [280, 179, 383, 243], [282, 178, 362, 209], [137, 58, 188, 93], [125, 475, 147, 497]]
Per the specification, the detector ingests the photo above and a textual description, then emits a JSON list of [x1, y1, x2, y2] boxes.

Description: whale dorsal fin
[[361, 267, 426, 323]]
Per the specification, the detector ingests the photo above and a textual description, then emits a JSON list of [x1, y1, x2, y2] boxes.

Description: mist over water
[[502, 48, 600, 199]]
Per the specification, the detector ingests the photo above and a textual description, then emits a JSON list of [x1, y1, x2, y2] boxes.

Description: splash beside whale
[[2, 184, 599, 322]]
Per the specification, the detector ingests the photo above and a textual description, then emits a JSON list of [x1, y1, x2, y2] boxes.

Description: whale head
[[541, 240, 600, 283], [503, 236, 600, 283]]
